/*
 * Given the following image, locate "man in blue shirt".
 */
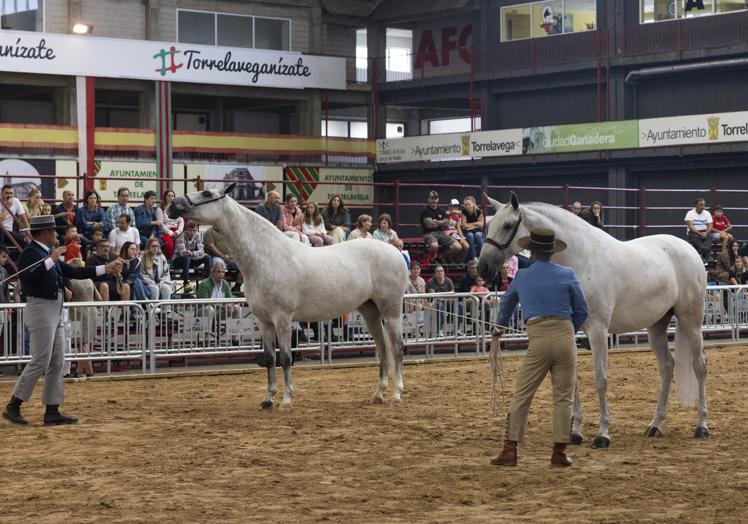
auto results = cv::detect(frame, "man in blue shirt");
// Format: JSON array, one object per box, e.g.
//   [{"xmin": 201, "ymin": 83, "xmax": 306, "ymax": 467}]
[{"xmin": 491, "ymin": 228, "xmax": 588, "ymax": 468}]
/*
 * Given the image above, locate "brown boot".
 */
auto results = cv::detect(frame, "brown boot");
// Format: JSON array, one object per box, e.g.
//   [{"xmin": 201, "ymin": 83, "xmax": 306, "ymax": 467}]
[
  {"xmin": 490, "ymin": 440, "xmax": 517, "ymax": 466},
  {"xmin": 551, "ymin": 443, "xmax": 572, "ymax": 467}
]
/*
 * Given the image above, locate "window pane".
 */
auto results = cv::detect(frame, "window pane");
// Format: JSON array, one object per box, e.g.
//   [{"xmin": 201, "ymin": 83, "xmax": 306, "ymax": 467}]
[
  {"xmin": 255, "ymin": 17, "xmax": 290, "ymax": 51},
  {"xmin": 501, "ymin": 4, "xmax": 531, "ymax": 42},
  {"xmin": 564, "ymin": 0, "xmax": 596, "ymax": 33},
  {"xmin": 684, "ymin": 0, "xmax": 713, "ymax": 17},
  {"xmin": 532, "ymin": 1, "xmax": 564, "ymax": 38},
  {"xmin": 429, "ymin": 118, "xmax": 472, "ymax": 135},
  {"xmin": 349, "ymin": 121, "xmax": 368, "ymax": 138},
  {"xmin": 1, "ymin": 0, "xmax": 42, "ymax": 31},
  {"xmin": 642, "ymin": 0, "xmax": 682, "ymax": 22},
  {"xmin": 322, "ymin": 120, "xmax": 349, "ymax": 137},
  {"xmin": 178, "ymin": 10, "xmax": 216, "ymax": 45},
  {"xmin": 217, "ymin": 14, "xmax": 253, "ymax": 48},
  {"xmin": 386, "ymin": 123, "xmax": 405, "ymax": 138},
  {"xmin": 715, "ymin": 0, "xmax": 746, "ymax": 13}
]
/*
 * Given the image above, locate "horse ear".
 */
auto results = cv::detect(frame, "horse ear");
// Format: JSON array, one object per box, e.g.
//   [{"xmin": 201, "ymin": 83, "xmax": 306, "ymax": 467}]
[
  {"xmin": 223, "ymin": 182, "xmax": 236, "ymax": 195},
  {"xmin": 510, "ymin": 192, "xmax": 520, "ymax": 210},
  {"xmin": 483, "ymin": 193, "xmax": 502, "ymax": 211}
]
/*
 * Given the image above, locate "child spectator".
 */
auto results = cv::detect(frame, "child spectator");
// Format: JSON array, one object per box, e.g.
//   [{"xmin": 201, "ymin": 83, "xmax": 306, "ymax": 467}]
[
  {"xmin": 86, "ymin": 225, "xmax": 104, "ymax": 258},
  {"xmin": 63, "ymin": 226, "xmax": 81, "ymax": 262},
  {"xmin": 301, "ymin": 201, "xmax": 333, "ymax": 246},
  {"xmin": 444, "ymin": 199, "xmax": 469, "ymax": 261},
  {"xmin": 711, "ymin": 205, "xmax": 733, "ymax": 243},
  {"xmin": 348, "ymin": 214, "xmax": 373, "ymax": 240},
  {"xmin": 373, "ymin": 213, "xmax": 398, "ymax": 243},
  {"xmin": 470, "ymin": 276, "xmax": 490, "ymax": 294}
]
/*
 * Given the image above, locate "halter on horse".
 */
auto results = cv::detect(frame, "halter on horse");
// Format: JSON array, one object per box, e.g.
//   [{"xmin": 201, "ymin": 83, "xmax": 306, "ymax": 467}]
[
  {"xmin": 170, "ymin": 184, "xmax": 409, "ymax": 409},
  {"xmin": 479, "ymin": 192, "xmax": 709, "ymax": 447}
]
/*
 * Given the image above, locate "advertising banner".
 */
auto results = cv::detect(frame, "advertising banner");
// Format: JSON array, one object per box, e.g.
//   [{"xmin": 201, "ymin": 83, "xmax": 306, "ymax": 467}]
[
  {"xmin": 0, "ymin": 158, "xmax": 62, "ymax": 203},
  {"xmin": 522, "ymin": 121, "xmax": 639, "ymax": 154},
  {"xmin": 285, "ymin": 166, "xmax": 374, "ymax": 205},
  {"xmin": 0, "ymin": 30, "xmax": 345, "ymax": 90},
  {"xmin": 92, "ymin": 161, "xmax": 161, "ymax": 204},
  {"xmin": 639, "ymin": 110, "xmax": 748, "ymax": 148},
  {"xmin": 185, "ymin": 164, "xmax": 281, "ymax": 203},
  {"xmin": 376, "ymin": 128, "xmax": 522, "ymax": 163}
]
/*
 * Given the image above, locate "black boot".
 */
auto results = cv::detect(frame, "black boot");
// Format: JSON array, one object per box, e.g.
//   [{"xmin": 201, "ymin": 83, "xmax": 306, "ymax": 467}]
[
  {"xmin": 3, "ymin": 396, "xmax": 28, "ymax": 425},
  {"xmin": 43, "ymin": 405, "xmax": 78, "ymax": 426}
]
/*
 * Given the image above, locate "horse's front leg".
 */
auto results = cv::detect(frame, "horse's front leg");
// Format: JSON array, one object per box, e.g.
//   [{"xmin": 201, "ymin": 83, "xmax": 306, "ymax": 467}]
[
  {"xmin": 571, "ymin": 377, "xmax": 584, "ymax": 444},
  {"xmin": 588, "ymin": 328, "xmax": 611, "ymax": 448},
  {"xmin": 275, "ymin": 319, "xmax": 295, "ymax": 409},
  {"xmin": 258, "ymin": 320, "xmax": 277, "ymax": 410}
]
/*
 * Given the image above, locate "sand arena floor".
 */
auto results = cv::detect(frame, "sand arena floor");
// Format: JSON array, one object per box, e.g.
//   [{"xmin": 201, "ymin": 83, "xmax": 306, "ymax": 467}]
[{"xmin": 1, "ymin": 345, "xmax": 747, "ymax": 523}]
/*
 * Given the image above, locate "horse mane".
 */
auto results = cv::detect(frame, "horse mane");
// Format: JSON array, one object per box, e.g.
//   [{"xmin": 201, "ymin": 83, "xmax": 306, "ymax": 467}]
[{"xmin": 523, "ymin": 201, "xmax": 600, "ymax": 234}]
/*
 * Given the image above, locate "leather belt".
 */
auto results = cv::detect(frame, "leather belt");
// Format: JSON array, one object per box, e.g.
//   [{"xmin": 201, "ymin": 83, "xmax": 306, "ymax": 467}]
[{"xmin": 527, "ymin": 315, "xmax": 568, "ymax": 326}]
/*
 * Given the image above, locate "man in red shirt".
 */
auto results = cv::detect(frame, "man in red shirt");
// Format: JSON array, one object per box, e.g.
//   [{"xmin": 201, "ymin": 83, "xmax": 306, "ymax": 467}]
[{"xmin": 711, "ymin": 205, "xmax": 733, "ymax": 243}]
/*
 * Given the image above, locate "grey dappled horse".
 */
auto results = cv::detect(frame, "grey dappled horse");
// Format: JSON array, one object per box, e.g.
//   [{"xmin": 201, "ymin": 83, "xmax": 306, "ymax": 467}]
[
  {"xmin": 170, "ymin": 184, "xmax": 409, "ymax": 409},
  {"xmin": 478, "ymin": 193, "xmax": 709, "ymax": 447}
]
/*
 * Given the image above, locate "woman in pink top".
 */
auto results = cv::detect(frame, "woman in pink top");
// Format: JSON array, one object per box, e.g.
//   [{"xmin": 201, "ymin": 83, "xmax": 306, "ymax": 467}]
[
  {"xmin": 280, "ymin": 194, "xmax": 310, "ymax": 246},
  {"xmin": 301, "ymin": 201, "xmax": 333, "ymax": 247}
]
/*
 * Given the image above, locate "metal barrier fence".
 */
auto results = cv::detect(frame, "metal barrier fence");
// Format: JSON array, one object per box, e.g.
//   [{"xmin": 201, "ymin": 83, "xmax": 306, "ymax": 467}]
[{"xmin": 1, "ymin": 286, "xmax": 747, "ymax": 374}]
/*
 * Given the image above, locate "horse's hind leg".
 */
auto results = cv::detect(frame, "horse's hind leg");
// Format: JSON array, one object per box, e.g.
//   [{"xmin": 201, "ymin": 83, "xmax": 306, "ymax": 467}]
[
  {"xmin": 645, "ymin": 311, "xmax": 675, "ymax": 437},
  {"xmin": 358, "ymin": 301, "xmax": 388, "ymax": 404},
  {"xmin": 382, "ymin": 308, "xmax": 405, "ymax": 406},
  {"xmin": 274, "ymin": 318, "xmax": 295, "ymax": 409},
  {"xmin": 258, "ymin": 320, "xmax": 278, "ymax": 410},
  {"xmin": 571, "ymin": 378, "xmax": 584, "ymax": 444}
]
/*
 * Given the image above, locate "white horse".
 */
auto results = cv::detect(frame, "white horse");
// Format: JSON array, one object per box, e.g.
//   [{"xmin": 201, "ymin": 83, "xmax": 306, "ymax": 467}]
[
  {"xmin": 478, "ymin": 193, "xmax": 709, "ymax": 447},
  {"xmin": 170, "ymin": 184, "xmax": 409, "ymax": 409}
]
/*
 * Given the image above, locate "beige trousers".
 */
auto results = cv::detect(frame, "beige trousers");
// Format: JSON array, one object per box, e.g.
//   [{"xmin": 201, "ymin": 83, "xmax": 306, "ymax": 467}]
[{"xmin": 505, "ymin": 317, "xmax": 576, "ymax": 444}]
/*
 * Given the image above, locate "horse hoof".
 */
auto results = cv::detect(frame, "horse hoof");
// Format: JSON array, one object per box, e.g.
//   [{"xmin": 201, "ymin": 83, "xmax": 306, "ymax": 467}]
[
  {"xmin": 260, "ymin": 400, "xmax": 274, "ymax": 410},
  {"xmin": 370, "ymin": 395, "xmax": 385, "ymax": 405},
  {"xmin": 280, "ymin": 401, "xmax": 292, "ymax": 410},
  {"xmin": 694, "ymin": 427, "xmax": 709, "ymax": 439},
  {"xmin": 390, "ymin": 398, "xmax": 402, "ymax": 408},
  {"xmin": 570, "ymin": 433, "xmax": 584, "ymax": 445},
  {"xmin": 644, "ymin": 426, "xmax": 662, "ymax": 438},
  {"xmin": 591, "ymin": 435, "xmax": 611, "ymax": 449}
]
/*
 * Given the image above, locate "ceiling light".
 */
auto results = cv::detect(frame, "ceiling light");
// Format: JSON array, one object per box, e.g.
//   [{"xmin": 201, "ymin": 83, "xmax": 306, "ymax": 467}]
[{"xmin": 72, "ymin": 23, "xmax": 92, "ymax": 34}]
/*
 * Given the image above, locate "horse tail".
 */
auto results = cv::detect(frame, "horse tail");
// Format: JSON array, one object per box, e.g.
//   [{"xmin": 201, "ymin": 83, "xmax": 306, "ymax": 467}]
[{"xmin": 673, "ymin": 317, "xmax": 700, "ymax": 408}]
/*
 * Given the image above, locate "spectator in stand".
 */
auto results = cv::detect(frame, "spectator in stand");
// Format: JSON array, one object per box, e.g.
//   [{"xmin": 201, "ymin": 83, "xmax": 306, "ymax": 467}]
[
  {"xmin": 494, "ymin": 262, "xmax": 514, "ymax": 292},
  {"xmin": 157, "ymin": 189, "xmax": 184, "ymax": 260},
  {"xmin": 108, "ymin": 214, "xmax": 140, "ymax": 254},
  {"xmin": 408, "ymin": 261, "xmax": 426, "ymax": 295},
  {"xmin": 102, "ymin": 187, "xmax": 135, "ymax": 235},
  {"xmin": 321, "ymin": 194, "xmax": 351, "ymax": 243},
  {"xmin": 0, "ymin": 184, "xmax": 31, "ymax": 247},
  {"xmin": 0, "ymin": 246, "xmax": 9, "ymax": 302},
  {"xmin": 471, "ymin": 276, "xmax": 490, "ymax": 294},
  {"xmin": 461, "ymin": 196, "xmax": 485, "ymax": 261},
  {"xmin": 279, "ymin": 193, "xmax": 310, "ymax": 245},
  {"xmin": 67, "ymin": 258, "xmax": 100, "ymax": 377},
  {"xmin": 569, "ymin": 201, "xmax": 582, "ymax": 215},
  {"xmin": 730, "ymin": 256, "xmax": 748, "ymax": 285},
  {"xmin": 78, "ymin": 190, "xmax": 105, "ymax": 240},
  {"xmin": 196, "ymin": 258, "xmax": 240, "ymax": 336},
  {"xmin": 52, "ymin": 190, "xmax": 85, "ymax": 241},
  {"xmin": 426, "ymin": 264, "xmax": 455, "ymax": 335},
  {"xmin": 506, "ymin": 254, "xmax": 519, "ymax": 279},
  {"xmin": 302, "ymin": 201, "xmax": 333, "ymax": 246},
  {"xmin": 373, "ymin": 213, "xmax": 398, "ymax": 243},
  {"xmin": 390, "ymin": 238, "xmax": 410, "ymax": 269},
  {"xmin": 86, "ymin": 240, "xmax": 129, "ymax": 302},
  {"xmin": 203, "ymin": 225, "xmax": 243, "ymax": 292},
  {"xmin": 133, "ymin": 190, "xmax": 160, "ymax": 248},
  {"xmin": 85, "ymin": 225, "xmax": 104, "ymax": 259},
  {"xmin": 23, "ymin": 186, "xmax": 44, "ymax": 219},
  {"xmin": 711, "ymin": 205, "xmax": 733, "ymax": 243},
  {"xmin": 62, "ymin": 226, "xmax": 81, "ymax": 262},
  {"xmin": 347, "ymin": 214, "xmax": 373, "ymax": 240},
  {"xmin": 420, "ymin": 191, "xmax": 462, "ymax": 262},
  {"xmin": 41, "ymin": 202, "xmax": 52, "ymax": 216},
  {"xmin": 255, "ymin": 190, "xmax": 283, "ymax": 229},
  {"xmin": 141, "ymin": 237, "xmax": 172, "ymax": 302},
  {"xmin": 443, "ymin": 199, "xmax": 469, "ymax": 262},
  {"xmin": 580, "ymin": 201, "xmax": 605, "ymax": 230},
  {"xmin": 685, "ymin": 197, "xmax": 715, "ymax": 262},
  {"xmin": 119, "ymin": 241, "xmax": 149, "ymax": 301},
  {"xmin": 173, "ymin": 222, "xmax": 211, "ymax": 294},
  {"xmin": 456, "ymin": 259, "xmax": 480, "ymax": 292}
]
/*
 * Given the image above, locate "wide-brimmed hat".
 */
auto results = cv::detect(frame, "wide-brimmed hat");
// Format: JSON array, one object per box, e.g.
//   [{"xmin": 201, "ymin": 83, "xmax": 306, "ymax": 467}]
[
  {"xmin": 21, "ymin": 215, "xmax": 57, "ymax": 233},
  {"xmin": 516, "ymin": 227, "xmax": 567, "ymax": 253}
]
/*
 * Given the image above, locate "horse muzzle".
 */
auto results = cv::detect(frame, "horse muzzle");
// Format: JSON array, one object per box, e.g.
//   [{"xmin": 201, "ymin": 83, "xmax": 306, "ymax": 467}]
[{"xmin": 168, "ymin": 198, "xmax": 190, "ymax": 219}]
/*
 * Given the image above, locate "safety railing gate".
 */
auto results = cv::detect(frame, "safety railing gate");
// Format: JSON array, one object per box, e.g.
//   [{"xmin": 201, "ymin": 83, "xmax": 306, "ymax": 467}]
[
  {"xmin": 1, "ymin": 287, "xmax": 746, "ymax": 375},
  {"xmin": 0, "ymin": 301, "xmax": 147, "ymax": 373}
]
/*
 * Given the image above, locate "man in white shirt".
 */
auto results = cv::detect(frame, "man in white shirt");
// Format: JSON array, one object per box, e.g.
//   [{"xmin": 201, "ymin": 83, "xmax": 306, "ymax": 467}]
[
  {"xmin": 0, "ymin": 184, "xmax": 31, "ymax": 247},
  {"xmin": 684, "ymin": 197, "xmax": 715, "ymax": 262},
  {"xmin": 108, "ymin": 214, "xmax": 140, "ymax": 254}
]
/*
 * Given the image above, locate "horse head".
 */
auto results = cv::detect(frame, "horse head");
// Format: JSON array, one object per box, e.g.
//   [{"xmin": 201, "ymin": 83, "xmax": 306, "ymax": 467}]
[
  {"xmin": 169, "ymin": 183, "xmax": 236, "ymax": 223},
  {"xmin": 477, "ymin": 191, "xmax": 523, "ymax": 283}
]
